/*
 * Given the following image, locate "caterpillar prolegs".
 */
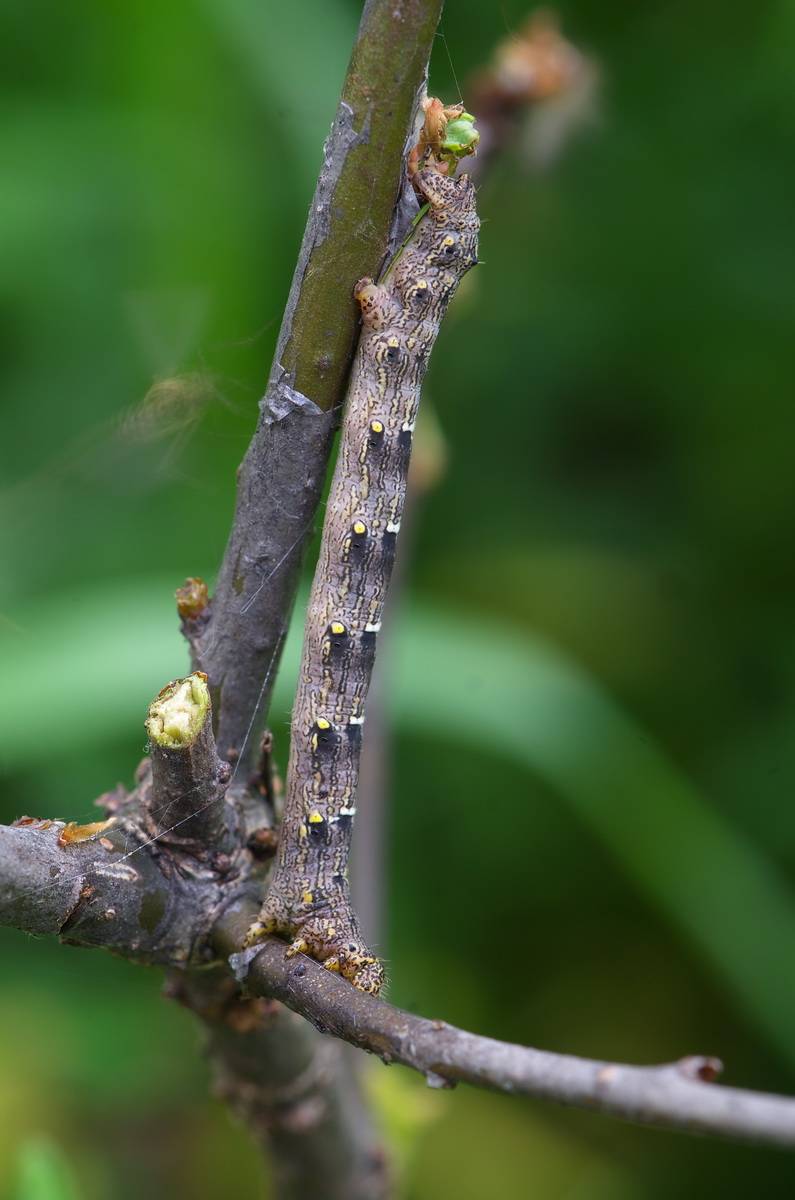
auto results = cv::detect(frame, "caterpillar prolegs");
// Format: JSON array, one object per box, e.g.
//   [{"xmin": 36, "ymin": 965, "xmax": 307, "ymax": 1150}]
[{"xmin": 245, "ymin": 166, "xmax": 479, "ymax": 992}]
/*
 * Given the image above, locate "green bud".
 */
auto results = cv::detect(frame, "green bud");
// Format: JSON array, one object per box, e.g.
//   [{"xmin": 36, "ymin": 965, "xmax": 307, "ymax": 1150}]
[
  {"xmin": 146, "ymin": 673, "xmax": 210, "ymax": 748},
  {"xmin": 441, "ymin": 112, "xmax": 480, "ymax": 158}
]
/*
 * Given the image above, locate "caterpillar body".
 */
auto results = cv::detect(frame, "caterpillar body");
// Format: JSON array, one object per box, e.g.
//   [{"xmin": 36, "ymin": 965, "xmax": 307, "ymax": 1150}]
[{"xmin": 246, "ymin": 167, "xmax": 480, "ymax": 992}]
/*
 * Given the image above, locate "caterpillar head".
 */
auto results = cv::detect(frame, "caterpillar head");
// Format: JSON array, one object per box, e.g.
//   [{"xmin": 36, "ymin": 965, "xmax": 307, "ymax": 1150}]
[
  {"xmin": 415, "ymin": 170, "xmax": 479, "ymax": 274},
  {"xmin": 415, "ymin": 169, "xmax": 477, "ymax": 226}
]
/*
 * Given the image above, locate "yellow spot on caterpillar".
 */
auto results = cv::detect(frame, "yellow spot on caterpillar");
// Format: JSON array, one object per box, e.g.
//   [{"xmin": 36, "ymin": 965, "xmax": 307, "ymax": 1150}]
[
  {"xmin": 316, "ymin": 717, "xmax": 330, "ymax": 730},
  {"xmin": 299, "ymin": 823, "xmax": 308, "ymax": 839},
  {"xmin": 443, "ymin": 235, "xmax": 455, "ymax": 247},
  {"xmin": 324, "ymin": 957, "xmax": 341, "ymax": 972},
  {"xmin": 311, "ymin": 735, "xmax": 318, "ymax": 751},
  {"xmin": 387, "ymin": 335, "xmax": 399, "ymax": 348},
  {"xmin": 326, "ymin": 925, "xmax": 337, "ymax": 938},
  {"xmin": 302, "ymin": 890, "xmax": 314, "ymax": 905},
  {"xmin": 330, "ymin": 621, "xmax": 346, "ymax": 635},
  {"xmin": 370, "ymin": 420, "xmax": 384, "ymax": 434},
  {"xmin": 308, "ymin": 811, "xmax": 324, "ymax": 824},
  {"xmin": 415, "ymin": 278, "xmax": 428, "ymax": 289},
  {"xmin": 352, "ymin": 520, "xmax": 366, "ymax": 535}
]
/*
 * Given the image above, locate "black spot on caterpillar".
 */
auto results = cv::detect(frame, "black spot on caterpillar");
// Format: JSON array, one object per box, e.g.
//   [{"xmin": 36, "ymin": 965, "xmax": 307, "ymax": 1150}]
[
  {"xmin": 345, "ymin": 721, "xmax": 364, "ymax": 751},
  {"xmin": 245, "ymin": 166, "xmax": 479, "ymax": 993},
  {"xmin": 367, "ymin": 420, "xmax": 386, "ymax": 448},
  {"xmin": 308, "ymin": 819, "xmax": 328, "ymax": 842}
]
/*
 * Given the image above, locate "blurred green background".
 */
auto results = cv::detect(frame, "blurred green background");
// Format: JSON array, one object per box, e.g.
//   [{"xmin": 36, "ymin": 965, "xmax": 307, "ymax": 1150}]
[{"xmin": 2, "ymin": 0, "xmax": 795, "ymax": 1195}]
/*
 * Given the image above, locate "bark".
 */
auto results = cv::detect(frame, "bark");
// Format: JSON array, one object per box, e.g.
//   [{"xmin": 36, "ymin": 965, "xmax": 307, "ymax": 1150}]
[
  {"xmin": 195, "ymin": 0, "xmax": 446, "ymax": 776},
  {"xmin": 0, "ymin": 818, "xmax": 221, "ymax": 967},
  {"xmin": 3, "ymin": 816, "xmax": 795, "ymax": 1153},
  {"xmin": 162, "ymin": 3, "xmax": 446, "ymax": 1192},
  {"xmin": 169, "ymin": 969, "xmax": 389, "ymax": 1200},
  {"xmin": 145, "ymin": 672, "xmax": 236, "ymax": 851},
  {"xmin": 214, "ymin": 905, "xmax": 795, "ymax": 1151}
]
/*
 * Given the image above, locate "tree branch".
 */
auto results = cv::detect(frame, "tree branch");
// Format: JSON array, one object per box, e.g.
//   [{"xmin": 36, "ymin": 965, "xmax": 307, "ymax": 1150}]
[
  {"xmin": 160, "ymin": 3, "xmax": 446, "ymax": 1190},
  {"xmin": 0, "ymin": 817, "xmax": 220, "ymax": 966},
  {"xmin": 196, "ymin": 0, "xmax": 445, "ymax": 774},
  {"xmin": 214, "ymin": 904, "xmax": 795, "ymax": 1151},
  {"xmin": 5, "ymin": 813, "xmax": 795, "ymax": 1152},
  {"xmin": 0, "ymin": 811, "xmax": 389, "ymax": 1194},
  {"xmin": 168, "ymin": 969, "xmax": 388, "ymax": 1200}
]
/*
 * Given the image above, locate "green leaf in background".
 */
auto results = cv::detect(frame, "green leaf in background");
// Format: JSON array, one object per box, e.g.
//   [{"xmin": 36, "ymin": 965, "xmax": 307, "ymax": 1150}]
[
  {"xmin": 2, "ymin": 575, "xmax": 794, "ymax": 1069},
  {"xmin": 11, "ymin": 1138, "xmax": 81, "ymax": 1200},
  {"xmin": 199, "ymin": 0, "xmax": 357, "ymax": 191},
  {"xmin": 0, "ymin": 580, "xmax": 191, "ymax": 759},
  {"xmin": 392, "ymin": 606, "xmax": 795, "ymax": 1069}
]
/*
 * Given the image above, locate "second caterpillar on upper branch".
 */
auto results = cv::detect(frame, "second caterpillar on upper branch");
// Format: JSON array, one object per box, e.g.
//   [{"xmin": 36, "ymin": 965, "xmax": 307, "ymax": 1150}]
[{"xmin": 245, "ymin": 100, "xmax": 481, "ymax": 992}]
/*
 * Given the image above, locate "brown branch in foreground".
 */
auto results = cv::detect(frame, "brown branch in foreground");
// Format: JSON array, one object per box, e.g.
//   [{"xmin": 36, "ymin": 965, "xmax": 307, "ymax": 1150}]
[
  {"xmin": 1, "ymin": 780, "xmax": 388, "ymax": 1198},
  {"xmin": 214, "ymin": 904, "xmax": 795, "ymax": 1151},
  {"xmin": 196, "ymin": 0, "xmax": 445, "ymax": 774},
  {"xmin": 163, "ymin": 2, "xmax": 445, "ymax": 1191},
  {"xmin": 0, "ymin": 817, "xmax": 219, "ymax": 966},
  {"xmin": 5, "ymin": 815, "xmax": 795, "ymax": 1152}
]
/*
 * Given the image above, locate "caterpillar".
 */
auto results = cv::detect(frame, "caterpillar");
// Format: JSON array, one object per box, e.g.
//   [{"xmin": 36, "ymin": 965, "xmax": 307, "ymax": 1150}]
[{"xmin": 245, "ymin": 165, "xmax": 480, "ymax": 992}]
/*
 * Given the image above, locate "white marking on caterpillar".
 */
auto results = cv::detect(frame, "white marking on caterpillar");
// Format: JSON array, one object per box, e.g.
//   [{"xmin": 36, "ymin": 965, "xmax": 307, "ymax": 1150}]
[
  {"xmin": 365, "ymin": 621, "xmax": 381, "ymax": 633},
  {"xmin": 386, "ymin": 521, "xmax": 401, "ymax": 533}
]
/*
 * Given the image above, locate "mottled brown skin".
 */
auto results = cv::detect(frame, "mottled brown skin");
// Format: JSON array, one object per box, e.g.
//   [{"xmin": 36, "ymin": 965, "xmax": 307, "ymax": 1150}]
[{"xmin": 245, "ymin": 169, "xmax": 479, "ymax": 992}]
